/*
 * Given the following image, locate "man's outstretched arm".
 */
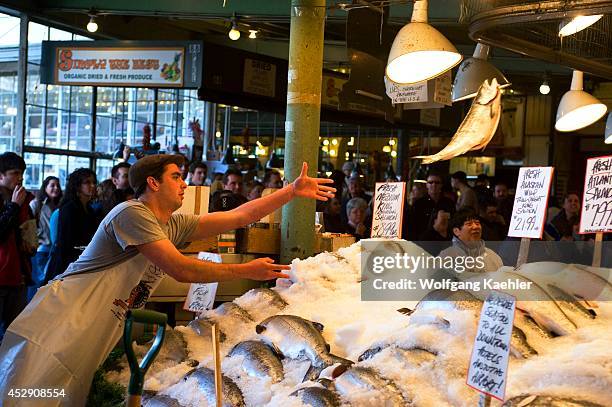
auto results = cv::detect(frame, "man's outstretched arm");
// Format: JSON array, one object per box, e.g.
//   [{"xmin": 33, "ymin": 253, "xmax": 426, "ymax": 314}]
[
  {"xmin": 137, "ymin": 238, "xmax": 290, "ymax": 283},
  {"xmin": 188, "ymin": 162, "xmax": 335, "ymax": 240}
]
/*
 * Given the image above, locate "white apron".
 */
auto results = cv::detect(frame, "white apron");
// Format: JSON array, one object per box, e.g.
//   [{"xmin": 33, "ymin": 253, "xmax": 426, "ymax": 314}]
[{"xmin": 0, "ymin": 254, "xmax": 164, "ymax": 406}]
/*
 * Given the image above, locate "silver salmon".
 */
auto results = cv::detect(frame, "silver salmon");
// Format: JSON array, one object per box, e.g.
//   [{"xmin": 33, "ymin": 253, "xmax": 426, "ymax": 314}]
[
  {"xmin": 415, "ymin": 78, "xmax": 501, "ymax": 164},
  {"xmin": 228, "ymin": 340, "xmax": 284, "ymax": 383}
]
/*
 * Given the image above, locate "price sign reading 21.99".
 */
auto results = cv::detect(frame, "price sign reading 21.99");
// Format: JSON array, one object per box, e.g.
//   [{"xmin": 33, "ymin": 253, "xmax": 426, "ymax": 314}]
[{"xmin": 508, "ymin": 167, "xmax": 554, "ymax": 239}]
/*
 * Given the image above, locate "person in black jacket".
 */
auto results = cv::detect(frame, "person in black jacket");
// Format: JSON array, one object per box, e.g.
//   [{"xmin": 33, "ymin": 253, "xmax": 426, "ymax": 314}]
[{"xmin": 45, "ymin": 168, "xmax": 100, "ymax": 282}]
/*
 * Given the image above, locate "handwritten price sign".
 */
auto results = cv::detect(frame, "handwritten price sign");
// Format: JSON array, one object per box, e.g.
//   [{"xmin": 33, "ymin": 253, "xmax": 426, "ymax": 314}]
[
  {"xmin": 467, "ymin": 291, "xmax": 516, "ymax": 401},
  {"xmin": 371, "ymin": 182, "xmax": 406, "ymax": 239},
  {"xmin": 580, "ymin": 156, "xmax": 612, "ymax": 234},
  {"xmin": 184, "ymin": 252, "xmax": 221, "ymax": 313},
  {"xmin": 508, "ymin": 167, "xmax": 554, "ymax": 239}
]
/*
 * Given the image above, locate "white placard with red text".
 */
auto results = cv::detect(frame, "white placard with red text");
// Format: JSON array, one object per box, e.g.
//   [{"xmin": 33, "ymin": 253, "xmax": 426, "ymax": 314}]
[
  {"xmin": 579, "ymin": 155, "xmax": 612, "ymax": 234},
  {"xmin": 371, "ymin": 182, "xmax": 405, "ymax": 238},
  {"xmin": 508, "ymin": 167, "xmax": 554, "ymax": 239}
]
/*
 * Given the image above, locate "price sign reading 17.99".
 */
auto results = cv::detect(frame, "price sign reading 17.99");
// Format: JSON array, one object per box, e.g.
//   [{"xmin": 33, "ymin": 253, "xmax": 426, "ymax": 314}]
[{"xmin": 508, "ymin": 167, "xmax": 554, "ymax": 239}]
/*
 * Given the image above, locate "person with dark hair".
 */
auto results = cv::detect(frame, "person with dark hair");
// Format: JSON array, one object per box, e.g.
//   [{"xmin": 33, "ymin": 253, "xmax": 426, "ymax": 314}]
[
  {"xmin": 341, "ymin": 175, "xmax": 371, "ymax": 224},
  {"xmin": 494, "ymin": 181, "xmax": 514, "ymax": 225},
  {"xmin": 0, "ymin": 156, "xmax": 335, "ymax": 403},
  {"xmin": 45, "ymin": 168, "xmax": 100, "ymax": 282},
  {"xmin": 111, "ymin": 162, "xmax": 131, "ymax": 190},
  {"xmin": 27, "ymin": 176, "xmax": 62, "ymax": 301},
  {"xmin": 323, "ymin": 197, "xmax": 345, "ymax": 233},
  {"xmin": 188, "ymin": 161, "xmax": 208, "ymax": 186},
  {"xmin": 545, "ymin": 192, "xmax": 581, "ymax": 241},
  {"xmin": 405, "ymin": 172, "xmax": 455, "ymax": 241},
  {"xmin": 451, "ymin": 171, "xmax": 479, "ymax": 212},
  {"xmin": 0, "ymin": 152, "xmax": 36, "ymax": 341},
  {"xmin": 439, "ymin": 208, "xmax": 503, "ymax": 273},
  {"xmin": 263, "ymin": 170, "xmax": 282, "ymax": 189},
  {"xmin": 246, "ymin": 181, "xmax": 265, "ymax": 201},
  {"xmin": 479, "ymin": 197, "xmax": 507, "ymax": 241},
  {"xmin": 223, "ymin": 167, "xmax": 243, "ymax": 195}
]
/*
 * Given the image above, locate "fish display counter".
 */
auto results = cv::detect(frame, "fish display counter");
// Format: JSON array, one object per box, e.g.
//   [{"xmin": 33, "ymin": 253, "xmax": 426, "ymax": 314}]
[{"xmin": 105, "ymin": 240, "xmax": 612, "ymax": 406}]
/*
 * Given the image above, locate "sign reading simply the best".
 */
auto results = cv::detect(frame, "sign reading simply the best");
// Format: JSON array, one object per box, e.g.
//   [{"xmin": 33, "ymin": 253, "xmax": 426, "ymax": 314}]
[
  {"xmin": 467, "ymin": 291, "xmax": 515, "ymax": 401},
  {"xmin": 508, "ymin": 167, "xmax": 554, "ymax": 239},
  {"xmin": 41, "ymin": 41, "xmax": 203, "ymax": 88},
  {"xmin": 371, "ymin": 182, "xmax": 405, "ymax": 238},
  {"xmin": 580, "ymin": 155, "xmax": 612, "ymax": 234}
]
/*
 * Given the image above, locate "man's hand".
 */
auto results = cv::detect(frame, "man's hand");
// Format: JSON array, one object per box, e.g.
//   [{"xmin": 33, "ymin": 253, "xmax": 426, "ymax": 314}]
[
  {"xmin": 11, "ymin": 186, "xmax": 26, "ymax": 206},
  {"xmin": 292, "ymin": 162, "xmax": 336, "ymax": 201},
  {"xmin": 239, "ymin": 257, "xmax": 290, "ymax": 280}
]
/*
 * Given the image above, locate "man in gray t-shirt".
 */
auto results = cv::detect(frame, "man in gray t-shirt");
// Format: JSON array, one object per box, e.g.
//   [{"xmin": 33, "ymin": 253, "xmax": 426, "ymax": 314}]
[{"xmin": 0, "ymin": 154, "xmax": 336, "ymax": 407}]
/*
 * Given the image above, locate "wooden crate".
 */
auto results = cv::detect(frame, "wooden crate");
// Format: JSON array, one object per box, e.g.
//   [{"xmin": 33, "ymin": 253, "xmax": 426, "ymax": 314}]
[
  {"xmin": 238, "ymin": 226, "xmax": 281, "ymax": 255},
  {"xmin": 180, "ymin": 235, "xmax": 218, "ymax": 254},
  {"xmin": 315, "ymin": 233, "xmax": 356, "ymax": 253}
]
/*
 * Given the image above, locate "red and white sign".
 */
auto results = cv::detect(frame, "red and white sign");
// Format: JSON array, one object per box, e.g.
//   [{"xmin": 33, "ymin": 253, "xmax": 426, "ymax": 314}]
[
  {"xmin": 371, "ymin": 182, "xmax": 405, "ymax": 238},
  {"xmin": 55, "ymin": 47, "xmax": 185, "ymax": 87},
  {"xmin": 508, "ymin": 166, "xmax": 554, "ymax": 239},
  {"xmin": 580, "ymin": 155, "xmax": 612, "ymax": 234}
]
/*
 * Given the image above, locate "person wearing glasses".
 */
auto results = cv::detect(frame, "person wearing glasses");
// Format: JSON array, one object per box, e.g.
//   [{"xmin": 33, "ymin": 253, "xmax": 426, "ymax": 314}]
[
  {"xmin": 438, "ymin": 208, "xmax": 503, "ymax": 273},
  {"xmin": 405, "ymin": 171, "xmax": 455, "ymax": 241}
]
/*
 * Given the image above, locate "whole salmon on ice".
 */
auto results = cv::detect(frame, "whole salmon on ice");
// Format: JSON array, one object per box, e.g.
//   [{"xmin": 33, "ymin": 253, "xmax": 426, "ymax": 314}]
[{"xmin": 415, "ymin": 78, "xmax": 502, "ymax": 164}]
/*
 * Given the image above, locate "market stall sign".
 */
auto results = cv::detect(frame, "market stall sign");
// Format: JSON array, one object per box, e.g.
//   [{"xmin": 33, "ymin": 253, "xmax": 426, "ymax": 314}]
[
  {"xmin": 184, "ymin": 252, "xmax": 221, "ymax": 313},
  {"xmin": 371, "ymin": 182, "xmax": 406, "ymax": 238},
  {"xmin": 580, "ymin": 155, "xmax": 612, "ymax": 234},
  {"xmin": 41, "ymin": 41, "xmax": 203, "ymax": 88},
  {"xmin": 467, "ymin": 291, "xmax": 515, "ymax": 401},
  {"xmin": 385, "ymin": 71, "xmax": 452, "ymax": 109},
  {"xmin": 508, "ymin": 166, "xmax": 554, "ymax": 239},
  {"xmin": 243, "ymin": 58, "xmax": 276, "ymax": 98}
]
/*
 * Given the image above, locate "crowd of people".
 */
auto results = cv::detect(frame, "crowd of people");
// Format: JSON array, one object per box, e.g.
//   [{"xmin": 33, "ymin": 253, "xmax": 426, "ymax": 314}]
[{"xmin": 0, "ymin": 151, "xmax": 601, "ymax": 342}]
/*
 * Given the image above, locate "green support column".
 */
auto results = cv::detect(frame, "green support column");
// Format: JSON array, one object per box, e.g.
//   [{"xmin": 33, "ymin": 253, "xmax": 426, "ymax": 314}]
[{"xmin": 281, "ymin": 0, "xmax": 326, "ymax": 263}]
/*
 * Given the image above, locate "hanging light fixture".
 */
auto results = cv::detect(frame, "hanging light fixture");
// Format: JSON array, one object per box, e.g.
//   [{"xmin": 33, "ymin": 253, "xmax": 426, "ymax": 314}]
[
  {"xmin": 248, "ymin": 30, "xmax": 257, "ymax": 39},
  {"xmin": 452, "ymin": 43, "xmax": 511, "ymax": 102},
  {"xmin": 228, "ymin": 17, "xmax": 240, "ymax": 41},
  {"xmin": 539, "ymin": 80, "xmax": 551, "ymax": 95},
  {"xmin": 86, "ymin": 14, "xmax": 98, "ymax": 33},
  {"xmin": 559, "ymin": 14, "xmax": 603, "ymax": 37},
  {"xmin": 605, "ymin": 112, "xmax": 612, "ymax": 144},
  {"xmin": 555, "ymin": 70, "xmax": 607, "ymax": 132},
  {"xmin": 386, "ymin": 0, "xmax": 462, "ymax": 85}
]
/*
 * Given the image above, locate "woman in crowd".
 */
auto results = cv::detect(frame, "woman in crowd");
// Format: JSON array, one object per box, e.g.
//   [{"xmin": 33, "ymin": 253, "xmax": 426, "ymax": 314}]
[
  {"xmin": 45, "ymin": 168, "xmax": 100, "ymax": 282},
  {"xmin": 323, "ymin": 196, "xmax": 345, "ymax": 233},
  {"xmin": 27, "ymin": 176, "xmax": 62, "ymax": 301},
  {"xmin": 344, "ymin": 197, "xmax": 370, "ymax": 240},
  {"xmin": 246, "ymin": 181, "xmax": 265, "ymax": 201}
]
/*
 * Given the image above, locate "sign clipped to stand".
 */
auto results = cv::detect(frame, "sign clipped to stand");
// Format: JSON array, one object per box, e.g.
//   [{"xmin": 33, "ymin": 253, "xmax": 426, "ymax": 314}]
[
  {"xmin": 508, "ymin": 167, "xmax": 554, "ymax": 239},
  {"xmin": 579, "ymin": 155, "xmax": 611, "ymax": 267},
  {"xmin": 371, "ymin": 182, "xmax": 405, "ymax": 238},
  {"xmin": 467, "ymin": 291, "xmax": 516, "ymax": 403},
  {"xmin": 184, "ymin": 252, "xmax": 221, "ymax": 313},
  {"xmin": 579, "ymin": 155, "xmax": 612, "ymax": 234}
]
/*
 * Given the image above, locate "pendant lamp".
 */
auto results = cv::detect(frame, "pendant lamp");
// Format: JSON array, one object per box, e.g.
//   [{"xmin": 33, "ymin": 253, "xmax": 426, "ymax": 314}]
[
  {"xmin": 555, "ymin": 70, "xmax": 607, "ymax": 132},
  {"xmin": 452, "ymin": 43, "xmax": 511, "ymax": 102},
  {"xmin": 386, "ymin": 0, "xmax": 462, "ymax": 85}
]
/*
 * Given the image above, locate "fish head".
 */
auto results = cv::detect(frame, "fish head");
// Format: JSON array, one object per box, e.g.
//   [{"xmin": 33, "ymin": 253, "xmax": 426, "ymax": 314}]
[{"xmin": 474, "ymin": 78, "xmax": 500, "ymax": 105}]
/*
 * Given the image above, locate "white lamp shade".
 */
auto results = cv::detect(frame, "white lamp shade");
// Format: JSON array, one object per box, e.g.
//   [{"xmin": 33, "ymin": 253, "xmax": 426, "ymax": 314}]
[
  {"xmin": 386, "ymin": 22, "xmax": 461, "ymax": 84},
  {"xmin": 559, "ymin": 15, "xmax": 603, "ymax": 37},
  {"xmin": 452, "ymin": 45, "xmax": 511, "ymax": 102},
  {"xmin": 555, "ymin": 70, "xmax": 607, "ymax": 132},
  {"xmin": 605, "ymin": 112, "xmax": 612, "ymax": 144}
]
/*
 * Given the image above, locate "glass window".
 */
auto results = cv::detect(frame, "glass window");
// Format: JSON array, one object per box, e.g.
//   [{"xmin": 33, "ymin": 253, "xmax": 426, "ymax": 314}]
[
  {"xmin": 95, "ymin": 158, "xmax": 114, "ymax": 182},
  {"xmin": 0, "ymin": 13, "xmax": 20, "ymax": 153},
  {"xmin": 43, "ymin": 154, "xmax": 69, "ymax": 187},
  {"xmin": 67, "ymin": 156, "xmax": 90, "ymax": 175},
  {"xmin": 27, "ymin": 22, "xmax": 48, "ymax": 64},
  {"xmin": 23, "ymin": 152, "xmax": 44, "ymax": 190}
]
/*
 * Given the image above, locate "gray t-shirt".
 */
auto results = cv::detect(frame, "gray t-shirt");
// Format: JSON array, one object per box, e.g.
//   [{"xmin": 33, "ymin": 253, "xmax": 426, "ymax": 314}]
[{"xmin": 61, "ymin": 200, "xmax": 199, "ymax": 277}]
